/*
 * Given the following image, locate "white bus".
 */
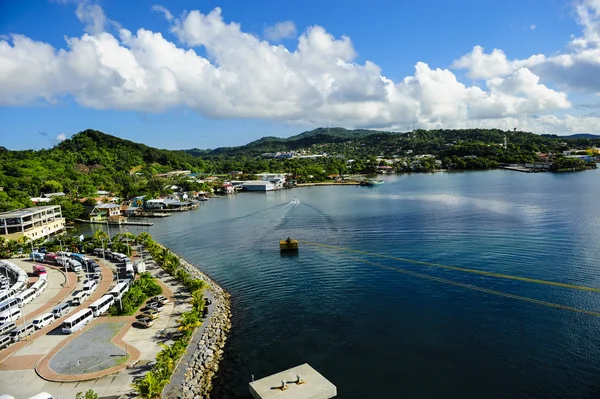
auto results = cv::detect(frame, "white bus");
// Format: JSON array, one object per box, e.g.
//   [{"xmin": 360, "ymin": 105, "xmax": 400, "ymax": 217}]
[
  {"xmin": 89, "ymin": 295, "xmax": 114, "ymax": 317},
  {"xmin": 0, "ymin": 289, "xmax": 15, "ymax": 303},
  {"xmin": 82, "ymin": 279, "xmax": 97, "ymax": 295},
  {"xmin": 61, "ymin": 308, "xmax": 93, "ymax": 334},
  {"xmin": 16, "ymin": 289, "xmax": 37, "ymax": 307},
  {"xmin": 0, "ymin": 297, "xmax": 19, "ymax": 314},
  {"xmin": 109, "ymin": 279, "xmax": 131, "ymax": 301}
]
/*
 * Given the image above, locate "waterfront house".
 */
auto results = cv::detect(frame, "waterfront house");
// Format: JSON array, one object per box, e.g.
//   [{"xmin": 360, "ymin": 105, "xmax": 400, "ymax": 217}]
[
  {"xmin": 221, "ymin": 183, "xmax": 235, "ymax": 194},
  {"xmin": 377, "ymin": 165, "xmax": 394, "ymax": 174},
  {"xmin": 87, "ymin": 203, "xmax": 123, "ymax": 221},
  {"xmin": 145, "ymin": 199, "xmax": 166, "ymax": 210},
  {"xmin": 0, "ymin": 205, "xmax": 66, "ymax": 240},
  {"xmin": 129, "ymin": 196, "xmax": 146, "ymax": 208}
]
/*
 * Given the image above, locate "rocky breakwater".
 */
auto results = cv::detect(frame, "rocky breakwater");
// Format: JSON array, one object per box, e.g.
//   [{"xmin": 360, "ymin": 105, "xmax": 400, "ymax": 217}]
[{"xmin": 158, "ymin": 244, "xmax": 232, "ymax": 399}]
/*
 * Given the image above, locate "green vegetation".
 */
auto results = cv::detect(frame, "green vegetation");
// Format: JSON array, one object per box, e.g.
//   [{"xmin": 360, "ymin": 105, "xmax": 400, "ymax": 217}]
[
  {"xmin": 0, "ymin": 128, "xmax": 598, "ymax": 215},
  {"xmin": 108, "ymin": 272, "xmax": 162, "ymax": 316},
  {"xmin": 132, "ymin": 232, "xmax": 207, "ymax": 399},
  {"xmin": 76, "ymin": 390, "xmax": 99, "ymax": 399}
]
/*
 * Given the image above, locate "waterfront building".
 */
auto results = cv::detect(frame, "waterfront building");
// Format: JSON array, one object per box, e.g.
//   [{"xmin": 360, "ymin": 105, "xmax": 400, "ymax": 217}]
[
  {"xmin": 0, "ymin": 205, "xmax": 65, "ymax": 240},
  {"xmin": 242, "ymin": 181, "xmax": 276, "ymax": 191},
  {"xmin": 87, "ymin": 203, "xmax": 122, "ymax": 221}
]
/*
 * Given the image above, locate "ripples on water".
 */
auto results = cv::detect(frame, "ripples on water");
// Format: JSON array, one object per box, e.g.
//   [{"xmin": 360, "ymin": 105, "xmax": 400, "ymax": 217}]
[{"xmin": 81, "ymin": 170, "xmax": 600, "ymax": 398}]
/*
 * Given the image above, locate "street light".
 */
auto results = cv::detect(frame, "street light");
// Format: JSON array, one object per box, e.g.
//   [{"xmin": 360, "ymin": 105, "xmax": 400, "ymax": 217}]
[{"xmin": 58, "ymin": 238, "xmax": 69, "ymax": 287}]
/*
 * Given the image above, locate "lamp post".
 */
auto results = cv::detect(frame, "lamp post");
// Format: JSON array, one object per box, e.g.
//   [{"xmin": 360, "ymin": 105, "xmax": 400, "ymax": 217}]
[{"xmin": 58, "ymin": 238, "xmax": 69, "ymax": 287}]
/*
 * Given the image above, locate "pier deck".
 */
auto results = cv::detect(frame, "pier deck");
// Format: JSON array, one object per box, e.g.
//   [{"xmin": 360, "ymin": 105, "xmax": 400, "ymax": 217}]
[{"xmin": 249, "ymin": 363, "xmax": 336, "ymax": 399}]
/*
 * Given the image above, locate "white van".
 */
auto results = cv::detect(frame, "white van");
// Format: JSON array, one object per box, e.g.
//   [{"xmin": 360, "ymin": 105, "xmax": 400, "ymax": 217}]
[
  {"xmin": 0, "ymin": 334, "xmax": 12, "ymax": 350},
  {"xmin": 68, "ymin": 259, "xmax": 82, "ymax": 272},
  {"xmin": 16, "ymin": 289, "xmax": 37, "ymax": 307},
  {"xmin": 51, "ymin": 303, "xmax": 70, "ymax": 318},
  {"xmin": 71, "ymin": 291, "xmax": 88, "ymax": 306},
  {"xmin": 0, "ymin": 308, "xmax": 22, "ymax": 324},
  {"xmin": 0, "ymin": 321, "xmax": 16, "ymax": 336},
  {"xmin": 82, "ymin": 279, "xmax": 97, "ymax": 295},
  {"xmin": 9, "ymin": 323, "xmax": 35, "ymax": 342},
  {"xmin": 32, "ymin": 312, "xmax": 55, "ymax": 330}
]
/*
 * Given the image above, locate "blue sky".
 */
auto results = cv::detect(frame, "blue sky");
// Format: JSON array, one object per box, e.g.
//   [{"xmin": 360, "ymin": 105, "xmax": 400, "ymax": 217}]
[{"xmin": 0, "ymin": 0, "xmax": 598, "ymax": 150}]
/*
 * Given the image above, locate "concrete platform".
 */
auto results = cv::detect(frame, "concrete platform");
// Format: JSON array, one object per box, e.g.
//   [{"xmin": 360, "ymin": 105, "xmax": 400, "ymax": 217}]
[{"xmin": 249, "ymin": 363, "xmax": 337, "ymax": 399}]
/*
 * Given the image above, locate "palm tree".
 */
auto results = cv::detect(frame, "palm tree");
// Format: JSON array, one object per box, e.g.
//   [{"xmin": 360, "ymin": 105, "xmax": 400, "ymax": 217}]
[
  {"xmin": 132, "ymin": 371, "xmax": 167, "ymax": 399},
  {"xmin": 190, "ymin": 289, "xmax": 205, "ymax": 313},
  {"xmin": 178, "ymin": 311, "xmax": 201, "ymax": 335},
  {"xmin": 93, "ymin": 230, "xmax": 108, "ymax": 241}
]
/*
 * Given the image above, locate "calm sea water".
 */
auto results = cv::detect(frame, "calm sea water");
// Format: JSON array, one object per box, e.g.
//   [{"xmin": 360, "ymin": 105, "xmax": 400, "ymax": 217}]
[{"xmin": 81, "ymin": 169, "xmax": 600, "ymax": 398}]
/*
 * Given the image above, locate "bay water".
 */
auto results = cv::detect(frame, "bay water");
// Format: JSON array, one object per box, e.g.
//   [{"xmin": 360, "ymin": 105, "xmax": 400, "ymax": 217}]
[{"xmin": 80, "ymin": 169, "xmax": 600, "ymax": 398}]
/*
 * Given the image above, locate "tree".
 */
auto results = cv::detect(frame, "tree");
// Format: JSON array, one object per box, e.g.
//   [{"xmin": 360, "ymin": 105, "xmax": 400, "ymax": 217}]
[
  {"xmin": 132, "ymin": 371, "xmax": 168, "ymax": 399},
  {"xmin": 41, "ymin": 180, "xmax": 63, "ymax": 193},
  {"xmin": 76, "ymin": 390, "xmax": 99, "ymax": 399},
  {"xmin": 177, "ymin": 311, "xmax": 201, "ymax": 336}
]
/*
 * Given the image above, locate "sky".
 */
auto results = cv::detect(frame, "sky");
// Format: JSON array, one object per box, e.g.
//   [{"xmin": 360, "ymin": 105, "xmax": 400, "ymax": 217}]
[{"xmin": 1, "ymin": 0, "xmax": 600, "ymax": 150}]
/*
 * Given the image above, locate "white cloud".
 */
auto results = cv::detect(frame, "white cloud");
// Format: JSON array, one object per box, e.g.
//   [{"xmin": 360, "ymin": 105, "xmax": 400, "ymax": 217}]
[
  {"xmin": 453, "ymin": 0, "xmax": 600, "ymax": 97},
  {"xmin": 151, "ymin": 4, "xmax": 173, "ymax": 22},
  {"xmin": 530, "ymin": 24, "xmax": 536, "ymax": 30},
  {"xmin": 56, "ymin": 133, "xmax": 67, "ymax": 141},
  {"xmin": 264, "ymin": 21, "xmax": 297, "ymax": 42},
  {"xmin": 0, "ymin": 1, "xmax": 599, "ymax": 134},
  {"xmin": 75, "ymin": 1, "xmax": 107, "ymax": 35}
]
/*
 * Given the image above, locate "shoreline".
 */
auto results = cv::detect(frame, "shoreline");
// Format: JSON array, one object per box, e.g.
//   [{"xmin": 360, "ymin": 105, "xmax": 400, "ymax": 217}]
[{"xmin": 155, "ymin": 243, "xmax": 232, "ymax": 399}]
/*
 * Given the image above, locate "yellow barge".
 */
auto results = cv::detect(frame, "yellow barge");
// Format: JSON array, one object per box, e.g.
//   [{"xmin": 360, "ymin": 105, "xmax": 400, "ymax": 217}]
[{"xmin": 280, "ymin": 238, "xmax": 299, "ymax": 252}]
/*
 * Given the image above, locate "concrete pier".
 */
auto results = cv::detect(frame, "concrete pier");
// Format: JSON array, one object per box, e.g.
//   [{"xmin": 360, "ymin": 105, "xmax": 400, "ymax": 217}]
[{"xmin": 249, "ymin": 363, "xmax": 337, "ymax": 399}]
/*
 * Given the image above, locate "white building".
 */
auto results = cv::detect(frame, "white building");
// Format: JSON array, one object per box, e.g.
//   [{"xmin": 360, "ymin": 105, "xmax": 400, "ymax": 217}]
[
  {"xmin": 242, "ymin": 181, "xmax": 276, "ymax": 191},
  {"xmin": 0, "ymin": 205, "xmax": 66, "ymax": 240}
]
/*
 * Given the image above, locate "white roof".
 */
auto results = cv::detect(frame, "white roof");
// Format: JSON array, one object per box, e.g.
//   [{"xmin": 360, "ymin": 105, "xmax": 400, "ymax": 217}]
[
  {"xmin": 95, "ymin": 203, "xmax": 120, "ymax": 209},
  {"xmin": 0, "ymin": 205, "xmax": 61, "ymax": 219},
  {"xmin": 243, "ymin": 181, "xmax": 275, "ymax": 186}
]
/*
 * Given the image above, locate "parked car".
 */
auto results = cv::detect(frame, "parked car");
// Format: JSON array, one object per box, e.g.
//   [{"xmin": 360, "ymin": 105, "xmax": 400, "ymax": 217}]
[
  {"xmin": 150, "ymin": 295, "xmax": 169, "ymax": 305},
  {"xmin": 140, "ymin": 309, "xmax": 159, "ymax": 320},
  {"xmin": 133, "ymin": 317, "xmax": 154, "ymax": 328},
  {"xmin": 146, "ymin": 302, "xmax": 164, "ymax": 312}
]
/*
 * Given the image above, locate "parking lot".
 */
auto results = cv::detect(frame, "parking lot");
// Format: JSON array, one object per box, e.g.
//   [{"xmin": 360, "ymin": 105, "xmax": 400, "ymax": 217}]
[{"xmin": 0, "ymin": 250, "xmax": 192, "ymax": 398}]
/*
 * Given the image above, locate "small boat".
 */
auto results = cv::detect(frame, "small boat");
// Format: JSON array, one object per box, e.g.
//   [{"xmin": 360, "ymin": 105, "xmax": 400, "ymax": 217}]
[
  {"xmin": 360, "ymin": 179, "xmax": 385, "ymax": 186},
  {"xmin": 280, "ymin": 237, "xmax": 299, "ymax": 252}
]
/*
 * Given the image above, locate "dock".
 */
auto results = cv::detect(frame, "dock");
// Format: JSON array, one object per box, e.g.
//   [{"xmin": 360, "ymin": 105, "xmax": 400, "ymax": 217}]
[
  {"xmin": 74, "ymin": 219, "xmax": 154, "ymax": 226},
  {"xmin": 131, "ymin": 212, "xmax": 171, "ymax": 218},
  {"xmin": 249, "ymin": 364, "xmax": 336, "ymax": 399}
]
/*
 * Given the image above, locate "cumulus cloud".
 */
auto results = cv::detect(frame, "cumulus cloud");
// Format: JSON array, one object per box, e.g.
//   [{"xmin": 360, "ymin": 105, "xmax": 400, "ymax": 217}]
[
  {"xmin": 0, "ymin": 1, "xmax": 599, "ymax": 134},
  {"xmin": 264, "ymin": 21, "xmax": 297, "ymax": 42},
  {"xmin": 530, "ymin": 24, "xmax": 536, "ymax": 30},
  {"xmin": 56, "ymin": 133, "xmax": 67, "ymax": 141},
  {"xmin": 453, "ymin": 0, "xmax": 600, "ymax": 97}
]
